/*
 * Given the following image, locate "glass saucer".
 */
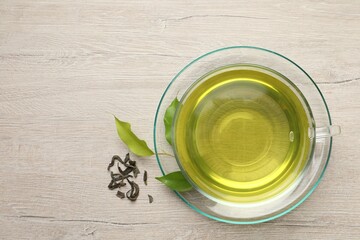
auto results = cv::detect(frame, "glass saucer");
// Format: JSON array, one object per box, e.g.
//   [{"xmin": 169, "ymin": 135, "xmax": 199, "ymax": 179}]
[{"xmin": 153, "ymin": 46, "xmax": 335, "ymax": 224}]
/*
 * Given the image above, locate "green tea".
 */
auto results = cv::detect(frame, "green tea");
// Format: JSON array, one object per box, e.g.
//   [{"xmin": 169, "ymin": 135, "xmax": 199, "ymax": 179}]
[{"xmin": 174, "ymin": 65, "xmax": 312, "ymax": 203}]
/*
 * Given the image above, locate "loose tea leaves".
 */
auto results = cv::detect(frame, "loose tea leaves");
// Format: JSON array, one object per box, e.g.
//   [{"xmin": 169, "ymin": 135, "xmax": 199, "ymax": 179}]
[
  {"xmin": 107, "ymin": 153, "xmax": 152, "ymax": 202},
  {"xmin": 107, "ymin": 154, "xmax": 138, "ymax": 199},
  {"xmin": 164, "ymin": 97, "xmax": 180, "ymax": 145},
  {"xmin": 156, "ymin": 171, "xmax": 193, "ymax": 192},
  {"xmin": 114, "ymin": 117, "xmax": 154, "ymax": 156}
]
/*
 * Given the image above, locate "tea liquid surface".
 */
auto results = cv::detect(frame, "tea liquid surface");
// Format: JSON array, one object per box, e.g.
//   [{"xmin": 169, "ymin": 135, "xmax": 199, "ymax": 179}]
[{"xmin": 174, "ymin": 65, "xmax": 312, "ymax": 203}]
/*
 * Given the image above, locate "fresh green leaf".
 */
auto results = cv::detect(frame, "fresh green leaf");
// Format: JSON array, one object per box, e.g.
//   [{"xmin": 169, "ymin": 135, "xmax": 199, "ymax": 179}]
[
  {"xmin": 155, "ymin": 171, "xmax": 193, "ymax": 192},
  {"xmin": 114, "ymin": 116, "xmax": 154, "ymax": 157},
  {"xmin": 164, "ymin": 97, "xmax": 180, "ymax": 145}
]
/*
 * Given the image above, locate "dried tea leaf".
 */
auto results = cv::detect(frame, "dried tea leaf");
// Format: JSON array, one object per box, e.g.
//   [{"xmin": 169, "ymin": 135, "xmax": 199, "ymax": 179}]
[
  {"xmin": 124, "ymin": 153, "xmax": 130, "ymax": 163},
  {"xmin": 122, "ymin": 166, "xmax": 135, "ymax": 176},
  {"xmin": 114, "ymin": 116, "xmax": 154, "ymax": 157},
  {"xmin": 155, "ymin": 171, "xmax": 193, "ymax": 192},
  {"xmin": 164, "ymin": 97, "xmax": 180, "ymax": 145},
  {"xmin": 117, "ymin": 163, "xmax": 124, "ymax": 175},
  {"xmin": 148, "ymin": 194, "xmax": 153, "ymax": 203},
  {"xmin": 107, "ymin": 155, "xmax": 121, "ymax": 171},
  {"xmin": 119, "ymin": 180, "xmax": 126, "ymax": 187},
  {"xmin": 112, "ymin": 174, "xmax": 132, "ymax": 182},
  {"xmin": 108, "ymin": 180, "xmax": 122, "ymax": 190},
  {"xmin": 126, "ymin": 181, "xmax": 140, "ymax": 201},
  {"xmin": 116, "ymin": 191, "xmax": 125, "ymax": 199},
  {"xmin": 143, "ymin": 170, "xmax": 148, "ymax": 185},
  {"xmin": 133, "ymin": 167, "xmax": 140, "ymax": 178},
  {"xmin": 110, "ymin": 172, "xmax": 121, "ymax": 180}
]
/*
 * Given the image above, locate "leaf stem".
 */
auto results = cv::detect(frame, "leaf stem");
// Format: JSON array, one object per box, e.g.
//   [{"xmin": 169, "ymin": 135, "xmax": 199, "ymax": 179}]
[{"xmin": 157, "ymin": 152, "xmax": 175, "ymax": 157}]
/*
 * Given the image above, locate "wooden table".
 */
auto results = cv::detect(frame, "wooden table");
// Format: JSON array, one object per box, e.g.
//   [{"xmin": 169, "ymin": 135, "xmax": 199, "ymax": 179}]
[{"xmin": 1, "ymin": 1, "xmax": 359, "ymax": 239}]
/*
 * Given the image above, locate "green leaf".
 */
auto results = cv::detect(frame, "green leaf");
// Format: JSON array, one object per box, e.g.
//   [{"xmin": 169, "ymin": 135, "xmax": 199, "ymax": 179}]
[
  {"xmin": 164, "ymin": 97, "xmax": 180, "ymax": 145},
  {"xmin": 114, "ymin": 116, "xmax": 154, "ymax": 157},
  {"xmin": 155, "ymin": 171, "xmax": 193, "ymax": 192}
]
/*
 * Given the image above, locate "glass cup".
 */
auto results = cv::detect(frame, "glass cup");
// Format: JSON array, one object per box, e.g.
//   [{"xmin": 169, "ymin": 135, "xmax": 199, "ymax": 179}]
[{"xmin": 154, "ymin": 46, "xmax": 341, "ymax": 224}]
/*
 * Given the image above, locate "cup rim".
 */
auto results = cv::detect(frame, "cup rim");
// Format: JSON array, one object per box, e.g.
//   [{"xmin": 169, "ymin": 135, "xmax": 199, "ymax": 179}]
[{"xmin": 153, "ymin": 46, "xmax": 333, "ymax": 224}]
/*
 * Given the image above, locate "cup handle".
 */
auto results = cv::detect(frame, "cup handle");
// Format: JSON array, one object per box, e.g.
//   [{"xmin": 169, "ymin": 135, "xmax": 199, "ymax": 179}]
[{"xmin": 314, "ymin": 125, "xmax": 341, "ymax": 139}]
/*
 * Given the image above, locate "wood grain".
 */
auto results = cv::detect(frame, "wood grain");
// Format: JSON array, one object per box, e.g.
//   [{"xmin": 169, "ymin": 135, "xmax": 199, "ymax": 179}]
[{"xmin": 0, "ymin": 0, "xmax": 359, "ymax": 239}]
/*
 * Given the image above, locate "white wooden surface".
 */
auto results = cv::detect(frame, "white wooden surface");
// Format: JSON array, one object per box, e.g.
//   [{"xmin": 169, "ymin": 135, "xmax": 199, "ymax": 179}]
[{"xmin": 0, "ymin": 0, "xmax": 359, "ymax": 239}]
